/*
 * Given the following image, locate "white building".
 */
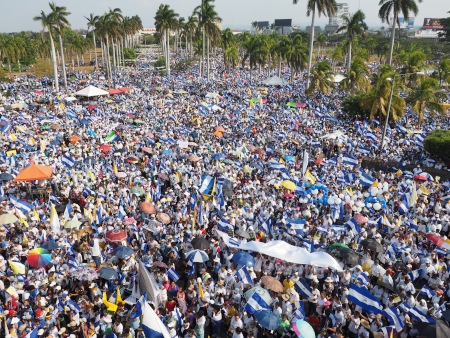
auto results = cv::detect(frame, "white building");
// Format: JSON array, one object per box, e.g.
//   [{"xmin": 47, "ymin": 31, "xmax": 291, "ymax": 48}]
[{"xmin": 325, "ymin": 3, "xmax": 349, "ymax": 35}]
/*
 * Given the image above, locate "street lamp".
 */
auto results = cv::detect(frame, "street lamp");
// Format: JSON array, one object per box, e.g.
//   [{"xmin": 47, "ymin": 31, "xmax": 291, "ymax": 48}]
[{"xmin": 379, "ymin": 71, "xmax": 425, "ymax": 151}]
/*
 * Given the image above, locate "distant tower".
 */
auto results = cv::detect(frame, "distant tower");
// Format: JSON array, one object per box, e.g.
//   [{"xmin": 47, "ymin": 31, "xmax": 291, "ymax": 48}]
[{"xmin": 325, "ymin": 3, "xmax": 349, "ymax": 35}]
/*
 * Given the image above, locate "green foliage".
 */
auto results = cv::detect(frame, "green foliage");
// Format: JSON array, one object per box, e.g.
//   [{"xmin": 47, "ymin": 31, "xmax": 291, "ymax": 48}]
[
  {"xmin": 424, "ymin": 130, "xmax": 450, "ymax": 159},
  {"xmin": 174, "ymin": 58, "xmax": 194, "ymax": 71},
  {"xmin": 123, "ymin": 48, "xmax": 136, "ymax": 59},
  {"xmin": 341, "ymin": 93, "xmax": 371, "ymax": 118},
  {"xmin": 439, "ymin": 15, "xmax": 450, "ymax": 42},
  {"xmin": 154, "ymin": 58, "xmax": 165, "ymax": 68},
  {"xmin": 33, "ymin": 58, "xmax": 53, "ymax": 77}
]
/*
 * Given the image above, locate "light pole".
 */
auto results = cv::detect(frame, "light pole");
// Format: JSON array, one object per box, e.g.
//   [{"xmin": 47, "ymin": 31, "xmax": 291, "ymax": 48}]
[{"xmin": 379, "ymin": 71, "xmax": 424, "ymax": 151}]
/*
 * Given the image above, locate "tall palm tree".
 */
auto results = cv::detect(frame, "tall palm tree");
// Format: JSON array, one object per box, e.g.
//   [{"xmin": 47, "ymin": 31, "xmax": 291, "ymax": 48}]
[
  {"xmin": 306, "ymin": 59, "xmax": 333, "ymax": 95},
  {"xmin": 85, "ymin": 13, "xmax": 99, "ymax": 68},
  {"xmin": 336, "ymin": 10, "xmax": 368, "ymax": 72},
  {"xmin": 408, "ymin": 78, "xmax": 445, "ymax": 124},
  {"xmin": 293, "ymin": 0, "xmax": 337, "ymax": 88},
  {"xmin": 378, "ymin": 0, "xmax": 422, "ymax": 66},
  {"xmin": 49, "ymin": 2, "xmax": 71, "ymax": 87},
  {"xmin": 155, "ymin": 4, "xmax": 179, "ymax": 76},
  {"xmin": 221, "ymin": 28, "xmax": 238, "ymax": 70},
  {"xmin": 436, "ymin": 58, "xmax": 450, "ymax": 88},
  {"xmin": 34, "ymin": 10, "xmax": 59, "ymax": 92},
  {"xmin": 315, "ymin": 32, "xmax": 327, "ymax": 56},
  {"xmin": 185, "ymin": 15, "xmax": 198, "ymax": 58},
  {"xmin": 341, "ymin": 57, "xmax": 371, "ymax": 93}
]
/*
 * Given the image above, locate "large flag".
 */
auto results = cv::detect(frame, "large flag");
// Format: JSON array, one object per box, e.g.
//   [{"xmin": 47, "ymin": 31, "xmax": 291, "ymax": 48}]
[
  {"xmin": 244, "ymin": 292, "xmax": 271, "ymax": 315},
  {"xmin": 419, "ymin": 285, "xmax": 435, "ymax": 298},
  {"xmin": 359, "ymin": 172, "xmax": 375, "ymax": 187},
  {"xmin": 62, "ymin": 154, "xmax": 76, "ymax": 168},
  {"xmin": 342, "ymin": 154, "xmax": 358, "ymax": 167},
  {"xmin": 294, "ymin": 279, "xmax": 313, "ymax": 298},
  {"xmin": 236, "ymin": 267, "xmax": 253, "ymax": 285},
  {"xmin": 198, "ymin": 175, "xmax": 215, "ymax": 196},
  {"xmin": 105, "ymin": 131, "xmax": 120, "ymax": 143},
  {"xmin": 131, "ymin": 293, "xmax": 147, "ymax": 318},
  {"xmin": 8, "ymin": 260, "xmax": 26, "ymax": 275},
  {"xmin": 24, "ymin": 328, "xmax": 39, "ymax": 338},
  {"xmin": 381, "ymin": 306, "xmax": 404, "ymax": 333},
  {"xmin": 348, "ymin": 283, "xmax": 382, "ymax": 313},
  {"xmin": 142, "ymin": 299, "xmax": 171, "ymax": 338},
  {"xmin": 167, "ymin": 267, "xmax": 180, "ymax": 282},
  {"xmin": 407, "ymin": 306, "xmax": 436, "ymax": 324},
  {"xmin": 10, "ymin": 195, "xmax": 32, "ymax": 214},
  {"xmin": 345, "ymin": 217, "xmax": 362, "ymax": 234},
  {"xmin": 217, "ymin": 218, "xmax": 234, "ymax": 231}
]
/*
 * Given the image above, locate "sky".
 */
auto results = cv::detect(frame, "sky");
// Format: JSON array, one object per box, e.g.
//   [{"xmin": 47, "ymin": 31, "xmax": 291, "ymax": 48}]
[{"xmin": 1, "ymin": 0, "xmax": 447, "ymax": 33}]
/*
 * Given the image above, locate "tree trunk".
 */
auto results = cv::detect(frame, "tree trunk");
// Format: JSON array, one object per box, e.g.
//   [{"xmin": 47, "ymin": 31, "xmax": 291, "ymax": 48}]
[
  {"xmin": 306, "ymin": 8, "xmax": 316, "ymax": 89},
  {"xmin": 166, "ymin": 29, "xmax": 171, "ymax": 76},
  {"xmin": 387, "ymin": 16, "xmax": 396, "ymax": 66},
  {"xmin": 100, "ymin": 38, "xmax": 104, "ymax": 70},
  {"xmin": 105, "ymin": 34, "xmax": 113, "ymax": 86},
  {"xmin": 49, "ymin": 33, "xmax": 59, "ymax": 92},
  {"xmin": 202, "ymin": 28, "xmax": 205, "ymax": 77},
  {"xmin": 58, "ymin": 33, "xmax": 67, "ymax": 87},
  {"xmin": 207, "ymin": 35, "xmax": 210, "ymax": 81},
  {"xmin": 190, "ymin": 32, "xmax": 193, "ymax": 59},
  {"xmin": 278, "ymin": 57, "xmax": 281, "ymax": 78},
  {"xmin": 347, "ymin": 40, "xmax": 352, "ymax": 72}
]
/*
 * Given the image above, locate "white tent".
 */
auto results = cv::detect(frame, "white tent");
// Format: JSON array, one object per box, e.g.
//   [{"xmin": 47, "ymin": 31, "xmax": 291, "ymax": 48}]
[
  {"xmin": 332, "ymin": 74, "xmax": 347, "ymax": 83},
  {"xmin": 73, "ymin": 85, "xmax": 109, "ymax": 97},
  {"xmin": 262, "ymin": 76, "xmax": 288, "ymax": 86}
]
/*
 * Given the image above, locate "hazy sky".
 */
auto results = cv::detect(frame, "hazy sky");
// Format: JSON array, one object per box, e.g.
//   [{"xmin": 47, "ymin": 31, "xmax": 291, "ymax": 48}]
[{"xmin": 1, "ymin": 0, "xmax": 447, "ymax": 33}]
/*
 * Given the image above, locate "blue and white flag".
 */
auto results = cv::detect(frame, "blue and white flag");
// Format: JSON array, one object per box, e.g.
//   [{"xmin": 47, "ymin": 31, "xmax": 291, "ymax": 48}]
[
  {"xmin": 217, "ymin": 218, "xmax": 234, "ymax": 231},
  {"xmin": 167, "ymin": 267, "xmax": 180, "ymax": 282},
  {"xmin": 285, "ymin": 218, "xmax": 306, "ymax": 229},
  {"xmin": 118, "ymin": 204, "xmax": 126, "ymax": 221},
  {"xmin": 377, "ymin": 326, "xmax": 395, "ymax": 338},
  {"xmin": 408, "ymin": 269, "xmax": 422, "ymax": 282},
  {"xmin": 65, "ymin": 299, "xmax": 82, "ymax": 313},
  {"xmin": 244, "ymin": 292, "xmax": 271, "ymax": 315},
  {"xmin": 199, "ymin": 175, "xmax": 215, "ymax": 196},
  {"xmin": 397, "ymin": 302, "xmax": 410, "ymax": 313},
  {"xmin": 356, "ymin": 273, "xmax": 370, "ymax": 285},
  {"xmin": 68, "ymin": 257, "xmax": 79, "ymax": 269},
  {"xmin": 295, "ymin": 279, "xmax": 312, "ymax": 298},
  {"xmin": 63, "ymin": 201, "xmax": 73, "ymax": 220},
  {"xmin": 237, "ymin": 266, "xmax": 253, "ymax": 285},
  {"xmin": 381, "ymin": 306, "xmax": 404, "ymax": 333},
  {"xmin": 345, "ymin": 217, "xmax": 362, "ymax": 234},
  {"xmin": 82, "ymin": 188, "xmax": 95, "ymax": 197},
  {"xmin": 359, "ymin": 172, "xmax": 375, "ymax": 187},
  {"xmin": 342, "ymin": 154, "xmax": 358, "ymax": 167},
  {"xmin": 348, "ymin": 283, "xmax": 382, "ymax": 313},
  {"xmin": 131, "ymin": 294, "xmax": 148, "ymax": 319},
  {"xmin": 293, "ymin": 301, "xmax": 306, "ymax": 320},
  {"xmin": 386, "ymin": 244, "xmax": 397, "ymax": 259},
  {"xmin": 24, "ymin": 328, "xmax": 39, "ymax": 338},
  {"xmin": 398, "ymin": 202, "xmax": 409, "ymax": 215},
  {"xmin": 62, "ymin": 154, "xmax": 76, "ymax": 168},
  {"xmin": 419, "ymin": 285, "xmax": 435, "ymax": 298},
  {"xmin": 49, "ymin": 193, "xmax": 60, "ymax": 205},
  {"xmin": 407, "ymin": 306, "xmax": 436, "ymax": 324},
  {"xmin": 10, "ymin": 195, "xmax": 32, "ymax": 214},
  {"xmin": 303, "ymin": 238, "xmax": 315, "ymax": 253},
  {"xmin": 142, "ymin": 299, "xmax": 171, "ymax": 338}
]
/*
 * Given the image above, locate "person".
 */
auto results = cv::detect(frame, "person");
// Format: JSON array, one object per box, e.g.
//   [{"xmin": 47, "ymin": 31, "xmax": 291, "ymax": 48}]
[
  {"xmin": 89, "ymin": 234, "xmax": 101, "ymax": 268},
  {"xmin": 195, "ymin": 311, "xmax": 206, "ymax": 338},
  {"xmin": 277, "ymin": 314, "xmax": 290, "ymax": 335},
  {"xmin": 211, "ymin": 307, "xmax": 223, "ymax": 338}
]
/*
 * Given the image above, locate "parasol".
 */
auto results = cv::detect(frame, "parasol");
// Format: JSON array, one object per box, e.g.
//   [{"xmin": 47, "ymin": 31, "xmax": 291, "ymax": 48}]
[
  {"xmin": 186, "ymin": 249, "xmax": 209, "ymax": 263},
  {"xmin": 40, "ymin": 241, "xmax": 60, "ymax": 251},
  {"xmin": 191, "ymin": 238, "xmax": 211, "ymax": 250},
  {"xmin": 232, "ymin": 252, "xmax": 255, "ymax": 267},
  {"xmin": 113, "ymin": 246, "xmax": 135, "ymax": 259},
  {"xmin": 153, "ymin": 261, "xmax": 168, "ymax": 268},
  {"xmin": 105, "ymin": 229, "xmax": 127, "ymax": 243},
  {"xmin": 360, "ymin": 239, "xmax": 384, "ymax": 253},
  {"xmin": 255, "ymin": 311, "xmax": 280, "ymax": 330},
  {"xmin": 98, "ymin": 266, "xmax": 119, "ymax": 280},
  {"xmin": 157, "ymin": 213, "xmax": 171, "ymax": 224},
  {"xmin": 261, "ymin": 276, "xmax": 284, "ymax": 293},
  {"xmin": 27, "ymin": 248, "xmax": 52, "ymax": 268},
  {"xmin": 140, "ymin": 202, "xmax": 156, "ymax": 214},
  {"xmin": 0, "ymin": 213, "xmax": 18, "ymax": 225},
  {"xmin": 71, "ymin": 267, "xmax": 98, "ymax": 281},
  {"xmin": 292, "ymin": 320, "xmax": 315, "ymax": 338}
]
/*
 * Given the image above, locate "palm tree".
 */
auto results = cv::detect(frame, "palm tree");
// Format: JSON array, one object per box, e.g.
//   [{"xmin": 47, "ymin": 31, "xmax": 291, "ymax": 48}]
[
  {"xmin": 408, "ymin": 78, "xmax": 445, "ymax": 124},
  {"xmin": 293, "ymin": 0, "xmax": 337, "ymax": 88},
  {"xmin": 85, "ymin": 13, "xmax": 99, "ymax": 68},
  {"xmin": 251, "ymin": 21, "xmax": 259, "ymax": 34},
  {"xmin": 284, "ymin": 35, "xmax": 308, "ymax": 83},
  {"xmin": 155, "ymin": 4, "xmax": 179, "ymax": 76},
  {"xmin": 306, "ymin": 59, "xmax": 333, "ymax": 95},
  {"xmin": 242, "ymin": 35, "xmax": 265, "ymax": 79},
  {"xmin": 49, "ymin": 2, "xmax": 71, "ymax": 87},
  {"xmin": 341, "ymin": 57, "xmax": 371, "ymax": 93},
  {"xmin": 360, "ymin": 66, "xmax": 406, "ymax": 121},
  {"xmin": 378, "ymin": 0, "xmax": 422, "ymax": 66},
  {"xmin": 185, "ymin": 15, "xmax": 198, "ymax": 58},
  {"xmin": 315, "ymin": 32, "xmax": 327, "ymax": 56},
  {"xmin": 221, "ymin": 28, "xmax": 238, "ymax": 70},
  {"xmin": 34, "ymin": 10, "xmax": 59, "ymax": 92},
  {"xmin": 436, "ymin": 58, "xmax": 450, "ymax": 87},
  {"xmin": 331, "ymin": 45, "xmax": 343, "ymax": 72},
  {"xmin": 336, "ymin": 10, "xmax": 368, "ymax": 72}
]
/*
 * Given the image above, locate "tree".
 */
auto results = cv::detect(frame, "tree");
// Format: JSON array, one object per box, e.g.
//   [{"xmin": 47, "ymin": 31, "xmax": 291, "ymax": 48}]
[
  {"xmin": 49, "ymin": 2, "xmax": 71, "ymax": 87},
  {"xmin": 154, "ymin": 4, "xmax": 179, "ymax": 76},
  {"xmin": 185, "ymin": 15, "xmax": 198, "ymax": 58},
  {"xmin": 316, "ymin": 32, "xmax": 327, "ymax": 56},
  {"xmin": 439, "ymin": 12, "xmax": 450, "ymax": 42},
  {"xmin": 251, "ymin": 21, "xmax": 259, "ymax": 34},
  {"xmin": 85, "ymin": 13, "xmax": 99, "ymax": 68},
  {"xmin": 284, "ymin": 34, "xmax": 308, "ymax": 82},
  {"xmin": 424, "ymin": 130, "xmax": 450, "ymax": 159},
  {"xmin": 221, "ymin": 28, "xmax": 238, "ymax": 70},
  {"xmin": 293, "ymin": 0, "xmax": 337, "ymax": 88},
  {"xmin": 341, "ymin": 57, "xmax": 371, "ymax": 93},
  {"xmin": 408, "ymin": 78, "xmax": 445, "ymax": 124},
  {"xmin": 360, "ymin": 66, "xmax": 406, "ymax": 121},
  {"xmin": 33, "ymin": 10, "xmax": 59, "ymax": 92},
  {"xmin": 435, "ymin": 58, "xmax": 450, "ymax": 87},
  {"xmin": 336, "ymin": 10, "xmax": 368, "ymax": 72},
  {"xmin": 378, "ymin": 0, "xmax": 422, "ymax": 66},
  {"xmin": 241, "ymin": 35, "xmax": 265, "ymax": 79},
  {"xmin": 341, "ymin": 93, "xmax": 371, "ymax": 119},
  {"xmin": 306, "ymin": 59, "xmax": 333, "ymax": 95}
]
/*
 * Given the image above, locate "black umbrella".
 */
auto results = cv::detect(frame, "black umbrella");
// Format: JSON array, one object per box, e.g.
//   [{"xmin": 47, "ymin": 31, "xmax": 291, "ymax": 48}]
[
  {"xmin": 55, "ymin": 204, "xmax": 66, "ymax": 213},
  {"xmin": 377, "ymin": 281, "xmax": 398, "ymax": 294},
  {"xmin": 0, "ymin": 173, "xmax": 14, "ymax": 181},
  {"xmin": 415, "ymin": 320, "xmax": 450, "ymax": 338},
  {"xmin": 40, "ymin": 242, "xmax": 60, "ymax": 251},
  {"xmin": 442, "ymin": 309, "xmax": 450, "ymax": 323},
  {"xmin": 98, "ymin": 267, "xmax": 119, "ymax": 280},
  {"xmin": 191, "ymin": 238, "xmax": 211, "ymax": 250},
  {"xmin": 337, "ymin": 248, "xmax": 360, "ymax": 266},
  {"xmin": 360, "ymin": 239, "xmax": 384, "ymax": 253}
]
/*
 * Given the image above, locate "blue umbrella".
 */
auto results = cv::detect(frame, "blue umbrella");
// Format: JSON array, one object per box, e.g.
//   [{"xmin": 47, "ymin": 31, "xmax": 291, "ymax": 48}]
[
  {"xmin": 79, "ymin": 119, "xmax": 90, "ymax": 125},
  {"xmin": 232, "ymin": 252, "xmax": 255, "ymax": 267},
  {"xmin": 162, "ymin": 150, "xmax": 174, "ymax": 156},
  {"xmin": 212, "ymin": 153, "xmax": 226, "ymax": 161},
  {"xmin": 255, "ymin": 311, "xmax": 280, "ymax": 330},
  {"xmin": 40, "ymin": 241, "xmax": 60, "ymax": 251},
  {"xmin": 185, "ymin": 249, "xmax": 209, "ymax": 263},
  {"xmin": 113, "ymin": 246, "xmax": 134, "ymax": 259},
  {"xmin": 98, "ymin": 267, "xmax": 119, "ymax": 280},
  {"xmin": 284, "ymin": 156, "xmax": 296, "ymax": 162}
]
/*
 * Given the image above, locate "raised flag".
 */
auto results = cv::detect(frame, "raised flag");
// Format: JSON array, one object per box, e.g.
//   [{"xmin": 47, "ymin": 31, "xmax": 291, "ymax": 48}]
[
  {"xmin": 244, "ymin": 291, "xmax": 271, "ymax": 315},
  {"xmin": 407, "ymin": 306, "xmax": 436, "ymax": 324},
  {"xmin": 295, "ymin": 279, "xmax": 313, "ymax": 298},
  {"xmin": 408, "ymin": 269, "xmax": 422, "ymax": 282},
  {"xmin": 342, "ymin": 154, "xmax": 358, "ymax": 167},
  {"xmin": 348, "ymin": 283, "xmax": 382, "ymax": 313},
  {"xmin": 217, "ymin": 218, "xmax": 234, "ymax": 231},
  {"xmin": 236, "ymin": 266, "xmax": 253, "ymax": 285},
  {"xmin": 142, "ymin": 298, "xmax": 171, "ymax": 338},
  {"xmin": 419, "ymin": 285, "xmax": 435, "ymax": 298},
  {"xmin": 62, "ymin": 154, "xmax": 76, "ymax": 168},
  {"xmin": 381, "ymin": 306, "xmax": 404, "ymax": 333},
  {"xmin": 198, "ymin": 175, "xmax": 215, "ymax": 196},
  {"xmin": 167, "ymin": 267, "xmax": 180, "ymax": 282}
]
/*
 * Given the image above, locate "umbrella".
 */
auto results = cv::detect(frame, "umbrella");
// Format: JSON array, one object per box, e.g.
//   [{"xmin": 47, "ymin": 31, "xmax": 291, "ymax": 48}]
[
  {"xmin": 188, "ymin": 155, "xmax": 202, "ymax": 162},
  {"xmin": 123, "ymin": 217, "xmax": 137, "ymax": 224},
  {"xmin": 153, "ymin": 261, "xmax": 168, "ymax": 268},
  {"xmin": 246, "ymin": 144, "xmax": 257, "ymax": 152},
  {"xmin": 360, "ymin": 239, "xmax": 384, "ymax": 253},
  {"xmin": 69, "ymin": 136, "xmax": 80, "ymax": 143},
  {"xmin": 65, "ymin": 220, "xmax": 82, "ymax": 229},
  {"xmin": 282, "ymin": 180, "xmax": 296, "ymax": 191},
  {"xmin": 188, "ymin": 142, "xmax": 198, "ymax": 146},
  {"xmin": 353, "ymin": 213, "xmax": 368, "ymax": 224},
  {"xmin": 157, "ymin": 213, "xmax": 171, "ymax": 224},
  {"xmin": 255, "ymin": 311, "xmax": 280, "ymax": 330},
  {"xmin": 283, "ymin": 193, "xmax": 295, "ymax": 198},
  {"xmin": 292, "ymin": 320, "xmax": 315, "ymax": 338},
  {"xmin": 215, "ymin": 126, "xmax": 225, "ymax": 132},
  {"xmin": 98, "ymin": 267, "xmax": 119, "ymax": 280},
  {"xmin": 426, "ymin": 233, "xmax": 445, "ymax": 247},
  {"xmin": 213, "ymin": 131, "xmax": 223, "ymax": 138},
  {"xmin": 71, "ymin": 267, "xmax": 98, "ymax": 281},
  {"xmin": 161, "ymin": 150, "xmax": 174, "ymax": 156},
  {"xmin": 115, "ymin": 172, "xmax": 127, "ymax": 178},
  {"xmin": 142, "ymin": 147, "xmax": 153, "ymax": 154},
  {"xmin": 415, "ymin": 320, "xmax": 450, "ymax": 338},
  {"xmin": 254, "ymin": 148, "xmax": 265, "ymax": 155},
  {"xmin": 0, "ymin": 213, "xmax": 18, "ymax": 225},
  {"xmin": 329, "ymin": 242, "xmax": 349, "ymax": 251},
  {"xmin": 186, "ymin": 249, "xmax": 209, "ymax": 263},
  {"xmin": 244, "ymin": 287, "xmax": 273, "ymax": 305},
  {"xmin": 235, "ymin": 229, "xmax": 250, "ymax": 239},
  {"xmin": 14, "ymin": 164, "xmax": 53, "ymax": 182},
  {"xmin": 249, "ymin": 162, "xmax": 264, "ymax": 171},
  {"xmin": 99, "ymin": 144, "xmax": 111, "ymax": 151},
  {"xmin": 131, "ymin": 186, "xmax": 145, "ymax": 196},
  {"xmin": 27, "ymin": 248, "xmax": 52, "ymax": 268},
  {"xmin": 414, "ymin": 175, "xmax": 427, "ymax": 181},
  {"xmin": 191, "ymin": 238, "xmax": 211, "ymax": 250},
  {"xmin": 212, "ymin": 153, "xmax": 226, "ymax": 161},
  {"xmin": 232, "ymin": 252, "xmax": 255, "ymax": 267},
  {"xmin": 337, "ymin": 248, "xmax": 360, "ymax": 266},
  {"xmin": 261, "ymin": 276, "xmax": 284, "ymax": 293},
  {"xmin": 140, "ymin": 202, "xmax": 156, "ymax": 214},
  {"xmin": 0, "ymin": 173, "xmax": 14, "ymax": 181},
  {"xmin": 105, "ymin": 229, "xmax": 127, "ymax": 243},
  {"xmin": 157, "ymin": 173, "xmax": 169, "ymax": 181},
  {"xmin": 377, "ymin": 281, "xmax": 398, "ymax": 294},
  {"xmin": 286, "ymin": 102, "xmax": 297, "ymax": 107},
  {"xmin": 113, "ymin": 246, "xmax": 135, "ymax": 259},
  {"xmin": 40, "ymin": 241, "xmax": 60, "ymax": 251},
  {"xmin": 127, "ymin": 156, "xmax": 139, "ymax": 164}
]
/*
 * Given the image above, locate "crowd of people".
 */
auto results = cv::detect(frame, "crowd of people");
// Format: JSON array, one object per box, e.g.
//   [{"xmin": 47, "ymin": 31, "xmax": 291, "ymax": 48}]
[{"xmin": 0, "ymin": 49, "xmax": 449, "ymax": 338}]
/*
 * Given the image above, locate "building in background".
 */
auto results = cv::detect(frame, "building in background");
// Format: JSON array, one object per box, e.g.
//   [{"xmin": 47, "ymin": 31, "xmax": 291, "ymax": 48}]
[
  {"xmin": 325, "ymin": 3, "xmax": 349, "ymax": 35},
  {"xmin": 273, "ymin": 19, "xmax": 292, "ymax": 35}
]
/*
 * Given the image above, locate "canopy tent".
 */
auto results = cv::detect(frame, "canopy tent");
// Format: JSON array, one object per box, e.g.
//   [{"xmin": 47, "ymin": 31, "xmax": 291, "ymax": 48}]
[
  {"xmin": 13, "ymin": 164, "xmax": 54, "ymax": 182},
  {"xmin": 331, "ymin": 74, "xmax": 347, "ymax": 83},
  {"xmin": 217, "ymin": 230, "xmax": 343, "ymax": 271},
  {"xmin": 74, "ymin": 85, "xmax": 109, "ymax": 97},
  {"xmin": 262, "ymin": 76, "xmax": 288, "ymax": 86}
]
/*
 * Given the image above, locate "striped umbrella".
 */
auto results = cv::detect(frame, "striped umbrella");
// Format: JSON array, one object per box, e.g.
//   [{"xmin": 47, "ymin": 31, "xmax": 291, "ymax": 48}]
[
  {"xmin": 27, "ymin": 248, "xmax": 52, "ymax": 268},
  {"xmin": 185, "ymin": 249, "xmax": 209, "ymax": 263}
]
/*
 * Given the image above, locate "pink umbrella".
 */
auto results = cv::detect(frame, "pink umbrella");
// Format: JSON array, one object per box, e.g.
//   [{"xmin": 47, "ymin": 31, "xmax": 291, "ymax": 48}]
[
  {"xmin": 296, "ymin": 102, "xmax": 307, "ymax": 108},
  {"xmin": 283, "ymin": 193, "xmax": 295, "ymax": 198},
  {"xmin": 115, "ymin": 172, "xmax": 127, "ymax": 178},
  {"xmin": 353, "ymin": 213, "xmax": 368, "ymax": 225},
  {"xmin": 123, "ymin": 217, "xmax": 137, "ymax": 224},
  {"xmin": 157, "ymin": 213, "xmax": 171, "ymax": 224}
]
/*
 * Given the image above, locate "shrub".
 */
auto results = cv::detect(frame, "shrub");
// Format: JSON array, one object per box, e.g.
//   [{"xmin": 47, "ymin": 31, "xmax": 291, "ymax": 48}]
[
  {"xmin": 154, "ymin": 58, "xmax": 165, "ymax": 68},
  {"xmin": 341, "ymin": 93, "xmax": 371, "ymax": 119},
  {"xmin": 424, "ymin": 129, "xmax": 450, "ymax": 159},
  {"xmin": 123, "ymin": 48, "xmax": 137, "ymax": 60}
]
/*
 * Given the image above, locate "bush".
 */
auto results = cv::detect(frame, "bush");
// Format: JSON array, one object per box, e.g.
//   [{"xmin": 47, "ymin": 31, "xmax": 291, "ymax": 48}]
[
  {"xmin": 341, "ymin": 93, "xmax": 371, "ymax": 119},
  {"xmin": 424, "ymin": 129, "xmax": 450, "ymax": 159},
  {"xmin": 123, "ymin": 48, "xmax": 137, "ymax": 60},
  {"xmin": 154, "ymin": 58, "xmax": 165, "ymax": 68}
]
